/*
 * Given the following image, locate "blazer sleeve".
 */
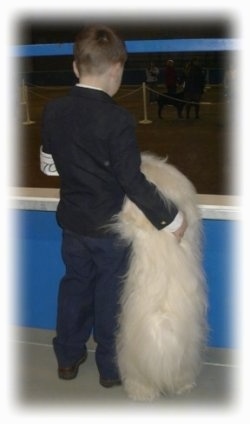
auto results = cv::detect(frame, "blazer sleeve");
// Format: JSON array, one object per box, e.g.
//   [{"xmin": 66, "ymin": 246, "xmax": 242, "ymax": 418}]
[{"xmin": 108, "ymin": 112, "xmax": 179, "ymax": 230}]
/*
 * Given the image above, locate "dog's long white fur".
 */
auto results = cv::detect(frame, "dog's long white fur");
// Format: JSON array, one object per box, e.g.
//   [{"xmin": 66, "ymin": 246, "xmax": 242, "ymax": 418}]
[{"xmin": 113, "ymin": 153, "xmax": 207, "ymax": 401}]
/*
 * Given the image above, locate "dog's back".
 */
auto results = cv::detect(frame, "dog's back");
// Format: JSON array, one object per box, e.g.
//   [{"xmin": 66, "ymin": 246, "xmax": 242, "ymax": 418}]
[{"xmin": 114, "ymin": 153, "xmax": 207, "ymax": 401}]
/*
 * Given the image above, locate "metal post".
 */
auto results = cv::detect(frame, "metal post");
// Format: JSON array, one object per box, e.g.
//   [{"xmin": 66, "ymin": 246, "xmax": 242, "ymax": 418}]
[
  {"xmin": 139, "ymin": 82, "xmax": 152, "ymax": 124},
  {"xmin": 22, "ymin": 84, "xmax": 35, "ymax": 125}
]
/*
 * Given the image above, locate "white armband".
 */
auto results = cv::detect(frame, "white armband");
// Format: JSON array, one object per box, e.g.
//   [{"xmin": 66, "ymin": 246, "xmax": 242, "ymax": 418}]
[{"xmin": 40, "ymin": 146, "xmax": 59, "ymax": 176}]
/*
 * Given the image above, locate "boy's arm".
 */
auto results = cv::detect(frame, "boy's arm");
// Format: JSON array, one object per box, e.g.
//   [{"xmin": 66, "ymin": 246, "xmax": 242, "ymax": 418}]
[{"xmin": 109, "ymin": 114, "xmax": 185, "ymax": 235}]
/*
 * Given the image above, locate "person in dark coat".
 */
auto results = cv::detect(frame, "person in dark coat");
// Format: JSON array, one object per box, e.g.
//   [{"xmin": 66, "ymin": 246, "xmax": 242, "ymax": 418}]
[
  {"xmin": 165, "ymin": 59, "xmax": 177, "ymax": 95},
  {"xmin": 40, "ymin": 25, "xmax": 187, "ymax": 389},
  {"xmin": 145, "ymin": 61, "xmax": 159, "ymax": 102},
  {"xmin": 184, "ymin": 57, "xmax": 206, "ymax": 119}
]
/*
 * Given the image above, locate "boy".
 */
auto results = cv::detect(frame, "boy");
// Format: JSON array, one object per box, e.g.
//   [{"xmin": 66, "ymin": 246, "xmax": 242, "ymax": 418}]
[{"xmin": 40, "ymin": 25, "xmax": 186, "ymax": 388}]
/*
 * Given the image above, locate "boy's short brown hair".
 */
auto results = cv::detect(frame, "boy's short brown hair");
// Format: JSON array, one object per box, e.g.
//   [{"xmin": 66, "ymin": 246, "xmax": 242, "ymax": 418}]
[{"xmin": 73, "ymin": 25, "xmax": 127, "ymax": 76}]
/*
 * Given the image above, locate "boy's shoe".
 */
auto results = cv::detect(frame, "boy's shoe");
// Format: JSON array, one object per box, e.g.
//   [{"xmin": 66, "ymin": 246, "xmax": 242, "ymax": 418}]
[
  {"xmin": 58, "ymin": 352, "xmax": 88, "ymax": 380},
  {"xmin": 99, "ymin": 377, "xmax": 122, "ymax": 388}
]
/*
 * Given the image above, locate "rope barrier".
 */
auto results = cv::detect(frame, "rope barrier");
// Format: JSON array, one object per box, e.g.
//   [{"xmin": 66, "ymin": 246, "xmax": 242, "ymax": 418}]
[
  {"xmin": 28, "ymin": 88, "xmax": 52, "ymax": 101},
  {"xmin": 23, "ymin": 80, "xmax": 71, "ymax": 90},
  {"xmin": 115, "ymin": 85, "xmax": 142, "ymax": 100},
  {"xmin": 139, "ymin": 83, "xmax": 229, "ymax": 124},
  {"xmin": 146, "ymin": 85, "xmax": 228, "ymax": 106},
  {"xmin": 20, "ymin": 82, "xmax": 228, "ymax": 127}
]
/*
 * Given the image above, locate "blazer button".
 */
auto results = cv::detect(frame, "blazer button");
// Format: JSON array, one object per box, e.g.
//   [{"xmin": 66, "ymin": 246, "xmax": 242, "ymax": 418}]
[{"xmin": 161, "ymin": 221, "xmax": 167, "ymax": 225}]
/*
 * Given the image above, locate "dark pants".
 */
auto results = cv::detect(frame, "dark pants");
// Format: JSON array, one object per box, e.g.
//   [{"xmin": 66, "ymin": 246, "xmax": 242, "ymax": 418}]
[{"xmin": 53, "ymin": 229, "xmax": 130, "ymax": 380}]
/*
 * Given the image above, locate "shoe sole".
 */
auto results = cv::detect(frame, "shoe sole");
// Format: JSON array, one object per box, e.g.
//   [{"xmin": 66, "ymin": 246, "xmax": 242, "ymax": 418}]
[
  {"xmin": 58, "ymin": 353, "xmax": 87, "ymax": 380},
  {"xmin": 99, "ymin": 378, "xmax": 122, "ymax": 388}
]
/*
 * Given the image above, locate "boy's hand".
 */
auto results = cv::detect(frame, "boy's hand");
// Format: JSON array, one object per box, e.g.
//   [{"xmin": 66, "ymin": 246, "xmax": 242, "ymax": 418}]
[{"xmin": 172, "ymin": 215, "xmax": 188, "ymax": 242}]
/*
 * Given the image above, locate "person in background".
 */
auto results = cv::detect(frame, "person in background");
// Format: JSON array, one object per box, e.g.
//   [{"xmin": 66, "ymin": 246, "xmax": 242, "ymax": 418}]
[
  {"xmin": 40, "ymin": 25, "xmax": 187, "ymax": 389},
  {"xmin": 145, "ymin": 61, "xmax": 159, "ymax": 103},
  {"xmin": 165, "ymin": 59, "xmax": 177, "ymax": 95},
  {"xmin": 184, "ymin": 57, "xmax": 206, "ymax": 119},
  {"xmin": 223, "ymin": 64, "xmax": 236, "ymax": 99}
]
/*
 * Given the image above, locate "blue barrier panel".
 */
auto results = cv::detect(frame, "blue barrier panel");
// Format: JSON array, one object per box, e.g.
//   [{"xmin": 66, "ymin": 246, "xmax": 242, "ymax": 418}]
[
  {"xmin": 11, "ymin": 38, "xmax": 240, "ymax": 57},
  {"xmin": 202, "ymin": 219, "xmax": 236, "ymax": 349},
  {"xmin": 13, "ymin": 210, "xmax": 63, "ymax": 330},
  {"xmin": 11, "ymin": 209, "xmax": 237, "ymax": 348}
]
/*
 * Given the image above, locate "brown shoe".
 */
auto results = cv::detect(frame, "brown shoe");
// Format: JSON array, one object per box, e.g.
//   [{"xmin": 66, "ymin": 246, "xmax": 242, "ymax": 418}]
[
  {"xmin": 99, "ymin": 377, "xmax": 122, "ymax": 388},
  {"xmin": 58, "ymin": 352, "xmax": 88, "ymax": 380}
]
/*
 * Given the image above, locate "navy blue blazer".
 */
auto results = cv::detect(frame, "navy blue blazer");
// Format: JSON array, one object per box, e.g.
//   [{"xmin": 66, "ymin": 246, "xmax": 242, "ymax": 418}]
[{"xmin": 41, "ymin": 86, "xmax": 179, "ymax": 236}]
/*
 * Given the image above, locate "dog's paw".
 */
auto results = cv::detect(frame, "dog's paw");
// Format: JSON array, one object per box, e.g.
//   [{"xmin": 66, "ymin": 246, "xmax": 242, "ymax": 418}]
[
  {"xmin": 176, "ymin": 382, "xmax": 196, "ymax": 395},
  {"xmin": 124, "ymin": 379, "xmax": 160, "ymax": 402}
]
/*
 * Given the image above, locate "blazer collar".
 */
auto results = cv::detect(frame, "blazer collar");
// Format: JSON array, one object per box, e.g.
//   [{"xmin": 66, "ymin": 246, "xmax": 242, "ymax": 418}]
[{"xmin": 69, "ymin": 85, "xmax": 115, "ymax": 104}]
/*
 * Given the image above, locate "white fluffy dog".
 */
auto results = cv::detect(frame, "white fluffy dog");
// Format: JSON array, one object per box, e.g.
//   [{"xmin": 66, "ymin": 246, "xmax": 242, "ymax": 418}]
[{"xmin": 113, "ymin": 153, "xmax": 207, "ymax": 401}]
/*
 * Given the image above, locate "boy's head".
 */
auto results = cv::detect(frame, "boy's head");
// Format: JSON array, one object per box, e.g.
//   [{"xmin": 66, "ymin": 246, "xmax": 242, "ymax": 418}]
[{"xmin": 73, "ymin": 25, "xmax": 127, "ymax": 77}]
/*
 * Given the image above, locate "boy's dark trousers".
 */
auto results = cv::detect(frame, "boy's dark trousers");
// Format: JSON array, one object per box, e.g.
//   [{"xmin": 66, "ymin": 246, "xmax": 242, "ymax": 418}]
[{"xmin": 53, "ymin": 229, "xmax": 130, "ymax": 380}]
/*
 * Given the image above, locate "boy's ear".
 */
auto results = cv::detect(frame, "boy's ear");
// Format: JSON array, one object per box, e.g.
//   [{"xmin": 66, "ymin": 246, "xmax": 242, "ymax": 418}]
[
  {"xmin": 73, "ymin": 61, "xmax": 80, "ymax": 78},
  {"xmin": 110, "ymin": 62, "xmax": 123, "ymax": 77}
]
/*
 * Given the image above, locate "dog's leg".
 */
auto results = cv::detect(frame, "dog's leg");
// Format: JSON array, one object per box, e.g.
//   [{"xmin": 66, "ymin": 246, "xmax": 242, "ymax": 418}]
[
  {"xmin": 123, "ymin": 378, "xmax": 160, "ymax": 402},
  {"xmin": 176, "ymin": 382, "xmax": 196, "ymax": 395},
  {"xmin": 173, "ymin": 368, "xmax": 198, "ymax": 395},
  {"xmin": 118, "ymin": 342, "xmax": 161, "ymax": 401},
  {"xmin": 158, "ymin": 101, "xmax": 163, "ymax": 119},
  {"xmin": 195, "ymin": 103, "xmax": 200, "ymax": 119},
  {"xmin": 178, "ymin": 103, "xmax": 186, "ymax": 119},
  {"xmin": 186, "ymin": 103, "xmax": 191, "ymax": 119},
  {"xmin": 177, "ymin": 106, "xmax": 183, "ymax": 119}
]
